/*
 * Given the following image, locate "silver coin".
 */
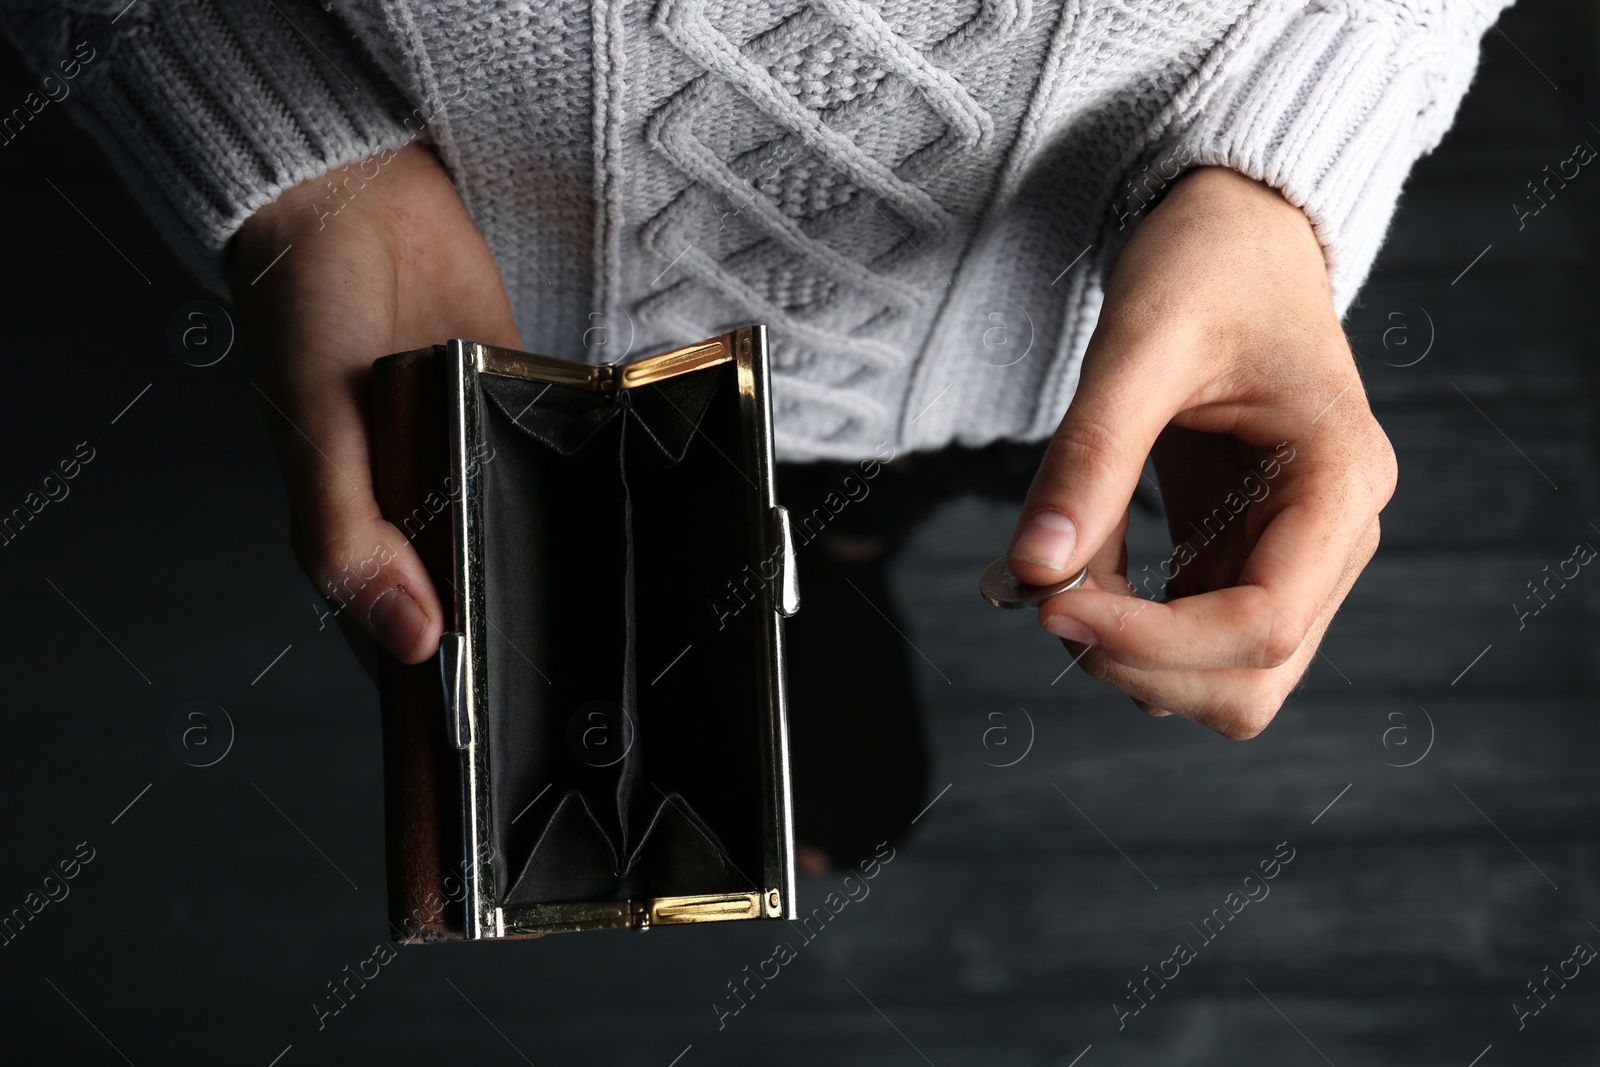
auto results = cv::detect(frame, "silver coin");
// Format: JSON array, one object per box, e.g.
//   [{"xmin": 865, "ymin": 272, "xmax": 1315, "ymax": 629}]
[{"xmin": 979, "ymin": 556, "xmax": 1088, "ymax": 609}]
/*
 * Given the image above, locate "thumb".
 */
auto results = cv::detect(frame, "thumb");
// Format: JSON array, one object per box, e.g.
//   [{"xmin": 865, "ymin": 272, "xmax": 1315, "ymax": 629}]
[
  {"xmin": 1007, "ymin": 336, "xmax": 1187, "ymax": 586},
  {"xmin": 255, "ymin": 361, "xmax": 447, "ymax": 666},
  {"xmin": 296, "ymin": 478, "xmax": 445, "ymax": 666}
]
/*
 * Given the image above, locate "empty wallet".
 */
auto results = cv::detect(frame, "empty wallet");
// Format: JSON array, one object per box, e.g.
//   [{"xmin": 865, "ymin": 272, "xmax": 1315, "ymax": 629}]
[{"xmin": 370, "ymin": 325, "xmax": 799, "ymax": 941}]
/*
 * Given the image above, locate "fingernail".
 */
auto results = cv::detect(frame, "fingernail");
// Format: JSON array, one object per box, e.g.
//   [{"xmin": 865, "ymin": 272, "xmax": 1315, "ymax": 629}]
[
  {"xmin": 1011, "ymin": 510, "xmax": 1076, "ymax": 571},
  {"xmin": 370, "ymin": 587, "xmax": 428, "ymax": 659},
  {"xmin": 1044, "ymin": 614, "xmax": 1097, "ymax": 646}
]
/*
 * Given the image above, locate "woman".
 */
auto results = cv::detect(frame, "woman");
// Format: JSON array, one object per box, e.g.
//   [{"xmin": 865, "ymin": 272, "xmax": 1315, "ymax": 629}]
[{"xmin": 0, "ymin": 0, "xmax": 1507, "ymax": 746}]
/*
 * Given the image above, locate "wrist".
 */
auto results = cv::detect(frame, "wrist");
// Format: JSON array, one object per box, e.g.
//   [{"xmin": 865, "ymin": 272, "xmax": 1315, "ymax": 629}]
[
  {"xmin": 227, "ymin": 143, "xmax": 429, "ymax": 292},
  {"xmin": 1167, "ymin": 166, "xmax": 1312, "ymax": 231},
  {"xmin": 1166, "ymin": 166, "xmax": 1325, "ymax": 266}
]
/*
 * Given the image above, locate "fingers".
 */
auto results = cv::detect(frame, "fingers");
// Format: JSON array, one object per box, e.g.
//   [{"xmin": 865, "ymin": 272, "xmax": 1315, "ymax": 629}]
[
  {"xmin": 1063, "ymin": 516, "xmax": 1381, "ymax": 739},
  {"xmin": 1007, "ymin": 325, "xmax": 1196, "ymax": 586},
  {"xmin": 1038, "ymin": 412, "xmax": 1395, "ymax": 673}
]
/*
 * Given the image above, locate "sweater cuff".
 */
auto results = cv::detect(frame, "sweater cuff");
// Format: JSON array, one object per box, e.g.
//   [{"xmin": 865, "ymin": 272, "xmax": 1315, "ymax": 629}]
[
  {"xmin": 1156, "ymin": 2, "xmax": 1506, "ymax": 318},
  {"xmin": 24, "ymin": 2, "xmax": 418, "ymax": 291}
]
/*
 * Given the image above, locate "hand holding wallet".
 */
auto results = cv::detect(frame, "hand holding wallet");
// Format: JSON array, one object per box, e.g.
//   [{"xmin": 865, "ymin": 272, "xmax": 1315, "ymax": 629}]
[{"xmin": 370, "ymin": 325, "xmax": 799, "ymax": 940}]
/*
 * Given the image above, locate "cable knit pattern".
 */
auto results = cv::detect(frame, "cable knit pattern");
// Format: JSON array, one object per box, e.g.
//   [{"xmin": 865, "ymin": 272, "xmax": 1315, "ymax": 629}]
[{"xmin": 1, "ymin": 0, "xmax": 1514, "ymax": 461}]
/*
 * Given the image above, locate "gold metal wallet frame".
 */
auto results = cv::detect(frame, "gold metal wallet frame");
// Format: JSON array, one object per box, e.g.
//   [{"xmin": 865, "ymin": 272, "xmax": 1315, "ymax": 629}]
[{"xmin": 369, "ymin": 325, "xmax": 799, "ymax": 940}]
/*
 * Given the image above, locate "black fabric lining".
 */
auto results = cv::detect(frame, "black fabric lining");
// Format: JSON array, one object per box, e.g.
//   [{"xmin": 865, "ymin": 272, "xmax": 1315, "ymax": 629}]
[{"xmin": 477, "ymin": 366, "xmax": 766, "ymax": 906}]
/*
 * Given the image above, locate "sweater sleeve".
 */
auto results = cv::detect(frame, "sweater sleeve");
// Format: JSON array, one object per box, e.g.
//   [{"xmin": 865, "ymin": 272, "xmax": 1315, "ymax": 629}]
[
  {"xmin": 0, "ymin": 1, "xmax": 419, "ymax": 291},
  {"xmin": 1157, "ymin": 0, "xmax": 1516, "ymax": 317}
]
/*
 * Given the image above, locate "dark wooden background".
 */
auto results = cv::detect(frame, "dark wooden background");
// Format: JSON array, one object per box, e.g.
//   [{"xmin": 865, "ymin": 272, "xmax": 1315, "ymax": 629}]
[{"xmin": 0, "ymin": 3, "xmax": 1595, "ymax": 1064}]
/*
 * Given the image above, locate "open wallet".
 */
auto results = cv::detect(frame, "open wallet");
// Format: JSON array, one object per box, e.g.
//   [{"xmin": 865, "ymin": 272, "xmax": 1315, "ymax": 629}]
[{"xmin": 369, "ymin": 325, "xmax": 800, "ymax": 941}]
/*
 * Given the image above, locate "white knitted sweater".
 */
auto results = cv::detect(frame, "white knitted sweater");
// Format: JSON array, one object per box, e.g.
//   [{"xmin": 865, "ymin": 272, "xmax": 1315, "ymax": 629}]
[{"xmin": 3, "ymin": 1, "xmax": 1510, "ymax": 461}]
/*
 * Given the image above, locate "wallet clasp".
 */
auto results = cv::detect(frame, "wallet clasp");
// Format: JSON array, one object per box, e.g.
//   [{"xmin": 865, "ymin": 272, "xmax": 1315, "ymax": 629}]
[{"xmin": 438, "ymin": 632, "xmax": 469, "ymax": 750}]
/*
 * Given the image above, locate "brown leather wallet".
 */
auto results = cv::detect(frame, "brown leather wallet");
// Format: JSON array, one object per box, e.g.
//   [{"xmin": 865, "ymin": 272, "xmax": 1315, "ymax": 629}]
[{"xmin": 370, "ymin": 325, "xmax": 798, "ymax": 941}]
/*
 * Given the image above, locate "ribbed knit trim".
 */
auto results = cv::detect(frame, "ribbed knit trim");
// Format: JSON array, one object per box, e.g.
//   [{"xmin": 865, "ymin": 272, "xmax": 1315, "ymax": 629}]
[
  {"xmin": 27, "ymin": 1, "xmax": 418, "ymax": 291},
  {"xmin": 1163, "ymin": 1, "xmax": 1503, "ymax": 319}
]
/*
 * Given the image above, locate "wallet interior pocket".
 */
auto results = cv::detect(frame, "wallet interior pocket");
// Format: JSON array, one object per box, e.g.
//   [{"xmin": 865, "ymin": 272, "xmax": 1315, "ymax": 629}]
[{"xmin": 477, "ymin": 365, "xmax": 766, "ymax": 907}]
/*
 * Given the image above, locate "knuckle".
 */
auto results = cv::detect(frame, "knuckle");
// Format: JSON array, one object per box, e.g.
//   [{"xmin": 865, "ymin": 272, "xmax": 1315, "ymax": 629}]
[
  {"xmin": 1219, "ymin": 713, "xmax": 1270, "ymax": 742},
  {"xmin": 1369, "ymin": 425, "xmax": 1400, "ymax": 505},
  {"xmin": 1302, "ymin": 373, "xmax": 1396, "ymax": 492},
  {"xmin": 1307, "ymin": 416, "xmax": 1397, "ymax": 534},
  {"xmin": 1361, "ymin": 515, "xmax": 1383, "ymax": 564},
  {"xmin": 1261, "ymin": 619, "xmax": 1303, "ymax": 670},
  {"xmin": 1216, "ymin": 655, "xmax": 1314, "ymax": 739},
  {"xmin": 1048, "ymin": 415, "xmax": 1130, "ymax": 487},
  {"xmin": 1342, "ymin": 410, "xmax": 1398, "ymax": 508},
  {"xmin": 1218, "ymin": 687, "xmax": 1286, "ymax": 740},
  {"xmin": 1246, "ymin": 595, "xmax": 1300, "ymax": 669},
  {"xmin": 294, "ymin": 527, "xmax": 387, "ymax": 605}
]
